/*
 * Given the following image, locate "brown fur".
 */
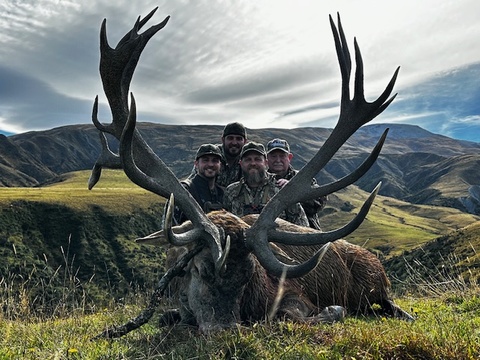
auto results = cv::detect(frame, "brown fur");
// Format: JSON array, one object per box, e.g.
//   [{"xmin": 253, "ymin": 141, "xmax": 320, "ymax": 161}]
[{"xmin": 163, "ymin": 210, "xmax": 412, "ymax": 331}]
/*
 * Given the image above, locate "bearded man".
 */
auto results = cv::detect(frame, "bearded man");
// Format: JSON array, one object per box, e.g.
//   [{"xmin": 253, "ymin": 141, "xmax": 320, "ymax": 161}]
[{"xmin": 223, "ymin": 142, "xmax": 308, "ymax": 226}]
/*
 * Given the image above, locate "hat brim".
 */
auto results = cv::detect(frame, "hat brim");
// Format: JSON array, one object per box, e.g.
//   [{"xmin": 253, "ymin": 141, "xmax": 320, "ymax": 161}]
[
  {"xmin": 196, "ymin": 152, "xmax": 222, "ymax": 159},
  {"xmin": 267, "ymin": 147, "xmax": 289, "ymax": 154},
  {"xmin": 241, "ymin": 149, "xmax": 266, "ymax": 158}
]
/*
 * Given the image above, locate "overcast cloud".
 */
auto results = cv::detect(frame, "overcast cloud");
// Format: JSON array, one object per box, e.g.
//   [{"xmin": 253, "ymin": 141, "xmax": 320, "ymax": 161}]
[{"xmin": 0, "ymin": 0, "xmax": 479, "ymax": 141}]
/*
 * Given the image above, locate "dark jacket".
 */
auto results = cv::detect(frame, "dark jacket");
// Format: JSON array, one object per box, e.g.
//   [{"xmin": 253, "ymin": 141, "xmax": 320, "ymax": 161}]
[{"xmin": 174, "ymin": 174, "xmax": 224, "ymax": 224}]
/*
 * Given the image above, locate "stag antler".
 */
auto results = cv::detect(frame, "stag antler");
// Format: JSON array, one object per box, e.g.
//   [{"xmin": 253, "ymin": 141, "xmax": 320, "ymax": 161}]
[
  {"xmin": 89, "ymin": 8, "xmax": 226, "ymax": 273},
  {"xmin": 246, "ymin": 13, "xmax": 400, "ymax": 277}
]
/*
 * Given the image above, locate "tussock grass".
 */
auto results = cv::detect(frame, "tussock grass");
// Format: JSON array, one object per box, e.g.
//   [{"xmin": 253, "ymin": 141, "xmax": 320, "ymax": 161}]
[
  {"xmin": 1, "ymin": 294, "xmax": 479, "ymax": 359},
  {"xmin": 1, "ymin": 246, "xmax": 480, "ymax": 359}
]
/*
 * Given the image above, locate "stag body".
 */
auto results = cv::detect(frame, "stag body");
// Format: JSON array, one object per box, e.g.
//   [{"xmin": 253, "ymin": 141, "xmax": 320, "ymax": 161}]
[{"xmin": 158, "ymin": 210, "xmax": 411, "ymax": 332}]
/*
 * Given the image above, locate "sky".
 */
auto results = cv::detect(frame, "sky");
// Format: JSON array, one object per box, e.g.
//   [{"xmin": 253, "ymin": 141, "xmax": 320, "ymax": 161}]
[{"xmin": 1, "ymin": 0, "xmax": 479, "ymax": 142}]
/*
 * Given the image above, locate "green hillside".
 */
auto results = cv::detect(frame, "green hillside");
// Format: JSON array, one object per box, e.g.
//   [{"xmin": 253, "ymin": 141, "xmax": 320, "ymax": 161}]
[
  {"xmin": 0, "ymin": 169, "xmax": 164, "ymax": 213},
  {"xmin": 1, "ymin": 169, "xmax": 479, "ymax": 315},
  {"xmin": 319, "ymin": 185, "xmax": 479, "ymax": 256},
  {"xmin": 0, "ymin": 170, "xmax": 166, "ymax": 313}
]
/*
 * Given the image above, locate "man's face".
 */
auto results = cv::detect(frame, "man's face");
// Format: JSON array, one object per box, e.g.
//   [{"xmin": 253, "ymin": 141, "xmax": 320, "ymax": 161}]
[
  {"xmin": 195, "ymin": 155, "xmax": 222, "ymax": 179},
  {"xmin": 222, "ymin": 135, "xmax": 246, "ymax": 158},
  {"xmin": 240, "ymin": 152, "xmax": 267, "ymax": 184},
  {"xmin": 267, "ymin": 150, "xmax": 292, "ymax": 176}
]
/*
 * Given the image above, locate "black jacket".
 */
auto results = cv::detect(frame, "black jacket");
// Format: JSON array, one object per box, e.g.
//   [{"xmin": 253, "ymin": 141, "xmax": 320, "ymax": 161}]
[{"xmin": 174, "ymin": 174, "xmax": 224, "ymax": 224}]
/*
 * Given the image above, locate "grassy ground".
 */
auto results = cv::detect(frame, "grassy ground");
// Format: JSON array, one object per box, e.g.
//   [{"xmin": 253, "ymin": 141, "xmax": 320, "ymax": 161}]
[
  {"xmin": 1, "ymin": 170, "xmax": 480, "ymax": 358},
  {"xmin": 1, "ymin": 291, "xmax": 479, "ymax": 359},
  {"xmin": 2, "ymin": 169, "xmax": 477, "ymax": 257}
]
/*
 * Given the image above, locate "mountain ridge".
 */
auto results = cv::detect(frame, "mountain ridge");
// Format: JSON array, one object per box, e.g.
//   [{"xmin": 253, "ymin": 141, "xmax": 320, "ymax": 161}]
[{"xmin": 1, "ymin": 122, "xmax": 480, "ymax": 215}]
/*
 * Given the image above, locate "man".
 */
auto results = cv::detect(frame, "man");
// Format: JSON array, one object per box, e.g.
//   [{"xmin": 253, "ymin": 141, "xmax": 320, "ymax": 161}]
[
  {"xmin": 217, "ymin": 122, "xmax": 248, "ymax": 188},
  {"xmin": 188, "ymin": 122, "xmax": 247, "ymax": 189},
  {"xmin": 224, "ymin": 142, "xmax": 308, "ymax": 226},
  {"xmin": 175, "ymin": 143, "xmax": 224, "ymax": 224},
  {"xmin": 266, "ymin": 138, "xmax": 327, "ymax": 230}
]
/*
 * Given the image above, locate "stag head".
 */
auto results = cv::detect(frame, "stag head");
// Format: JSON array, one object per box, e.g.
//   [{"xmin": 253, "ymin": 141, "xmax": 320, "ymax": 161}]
[{"xmin": 90, "ymin": 8, "xmax": 399, "ymax": 332}]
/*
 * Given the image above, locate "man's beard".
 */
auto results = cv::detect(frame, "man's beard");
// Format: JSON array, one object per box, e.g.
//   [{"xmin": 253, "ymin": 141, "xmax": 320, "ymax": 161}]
[
  {"xmin": 224, "ymin": 145, "xmax": 241, "ymax": 158},
  {"xmin": 243, "ymin": 167, "xmax": 265, "ymax": 184}
]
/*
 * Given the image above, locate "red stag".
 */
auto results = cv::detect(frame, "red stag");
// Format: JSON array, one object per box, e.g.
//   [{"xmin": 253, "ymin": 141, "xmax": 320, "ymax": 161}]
[{"xmin": 89, "ymin": 8, "xmax": 413, "ymax": 337}]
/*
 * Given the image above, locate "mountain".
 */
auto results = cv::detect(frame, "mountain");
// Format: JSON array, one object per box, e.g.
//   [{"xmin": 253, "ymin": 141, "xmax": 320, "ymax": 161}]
[{"xmin": 2, "ymin": 122, "xmax": 480, "ymax": 215}]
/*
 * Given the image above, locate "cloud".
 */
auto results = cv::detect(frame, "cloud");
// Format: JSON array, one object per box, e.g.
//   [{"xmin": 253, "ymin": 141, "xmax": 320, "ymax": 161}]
[
  {"xmin": 0, "ymin": 65, "xmax": 93, "ymax": 133},
  {"xmin": 0, "ymin": 0, "xmax": 479, "ymax": 142}
]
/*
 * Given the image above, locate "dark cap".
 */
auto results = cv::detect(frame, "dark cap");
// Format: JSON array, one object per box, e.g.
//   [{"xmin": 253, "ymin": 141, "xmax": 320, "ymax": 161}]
[
  {"xmin": 240, "ymin": 141, "xmax": 266, "ymax": 158},
  {"xmin": 222, "ymin": 122, "xmax": 247, "ymax": 138},
  {"xmin": 266, "ymin": 138, "xmax": 290, "ymax": 154},
  {"xmin": 195, "ymin": 144, "xmax": 223, "ymax": 160}
]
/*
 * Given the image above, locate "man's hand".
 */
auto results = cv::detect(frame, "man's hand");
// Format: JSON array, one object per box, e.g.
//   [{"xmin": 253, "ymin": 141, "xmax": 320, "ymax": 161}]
[{"xmin": 276, "ymin": 178, "xmax": 289, "ymax": 188}]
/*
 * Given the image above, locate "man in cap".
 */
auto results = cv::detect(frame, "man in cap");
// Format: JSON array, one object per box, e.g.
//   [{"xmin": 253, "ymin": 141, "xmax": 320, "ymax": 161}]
[
  {"xmin": 266, "ymin": 138, "xmax": 327, "ymax": 230},
  {"xmin": 224, "ymin": 141, "xmax": 308, "ymax": 226},
  {"xmin": 175, "ymin": 143, "xmax": 224, "ymax": 224},
  {"xmin": 188, "ymin": 122, "xmax": 248, "ymax": 189}
]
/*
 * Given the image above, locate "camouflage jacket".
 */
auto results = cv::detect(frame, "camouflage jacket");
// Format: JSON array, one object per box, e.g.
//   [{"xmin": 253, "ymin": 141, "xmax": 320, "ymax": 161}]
[
  {"xmin": 278, "ymin": 166, "xmax": 327, "ymax": 230},
  {"xmin": 188, "ymin": 144, "xmax": 242, "ymax": 189},
  {"xmin": 224, "ymin": 173, "xmax": 309, "ymax": 226}
]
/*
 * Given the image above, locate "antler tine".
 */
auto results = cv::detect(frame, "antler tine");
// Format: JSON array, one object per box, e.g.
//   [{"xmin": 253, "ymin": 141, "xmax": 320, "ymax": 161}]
[
  {"xmin": 117, "ymin": 7, "xmax": 161, "ymax": 45},
  {"xmin": 91, "ymin": 95, "xmax": 111, "ymax": 133},
  {"xmin": 89, "ymin": 96, "xmax": 122, "ymax": 190},
  {"xmin": 298, "ymin": 128, "xmax": 388, "ymax": 203},
  {"xmin": 163, "ymin": 194, "xmax": 205, "ymax": 246},
  {"xmin": 268, "ymin": 182, "xmax": 381, "ymax": 245},
  {"xmin": 330, "ymin": 13, "xmax": 351, "ymax": 99},
  {"xmin": 87, "ymin": 131, "xmax": 121, "ymax": 190},
  {"xmin": 246, "ymin": 14, "xmax": 398, "ymax": 278}
]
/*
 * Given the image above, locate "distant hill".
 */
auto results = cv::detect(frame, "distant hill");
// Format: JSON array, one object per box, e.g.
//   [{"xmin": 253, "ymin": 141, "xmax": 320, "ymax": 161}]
[{"xmin": 2, "ymin": 122, "xmax": 480, "ymax": 215}]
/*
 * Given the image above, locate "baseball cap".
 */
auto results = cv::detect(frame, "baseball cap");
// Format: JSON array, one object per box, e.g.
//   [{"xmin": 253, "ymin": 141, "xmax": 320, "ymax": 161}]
[
  {"xmin": 195, "ymin": 144, "xmax": 223, "ymax": 160},
  {"xmin": 240, "ymin": 141, "xmax": 266, "ymax": 158},
  {"xmin": 222, "ymin": 122, "xmax": 247, "ymax": 138},
  {"xmin": 266, "ymin": 138, "xmax": 290, "ymax": 154}
]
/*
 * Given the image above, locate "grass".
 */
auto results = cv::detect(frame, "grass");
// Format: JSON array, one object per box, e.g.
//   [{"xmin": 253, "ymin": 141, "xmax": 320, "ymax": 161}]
[
  {"xmin": 1, "ymin": 170, "xmax": 477, "ymax": 257},
  {"xmin": 1, "ymin": 292, "xmax": 479, "ymax": 359},
  {"xmin": 321, "ymin": 186, "xmax": 480, "ymax": 257},
  {"xmin": 1, "ymin": 171, "xmax": 480, "ymax": 358},
  {"xmin": 0, "ymin": 170, "xmax": 163, "ymax": 214},
  {"xmin": 1, "ymin": 220, "xmax": 479, "ymax": 358}
]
